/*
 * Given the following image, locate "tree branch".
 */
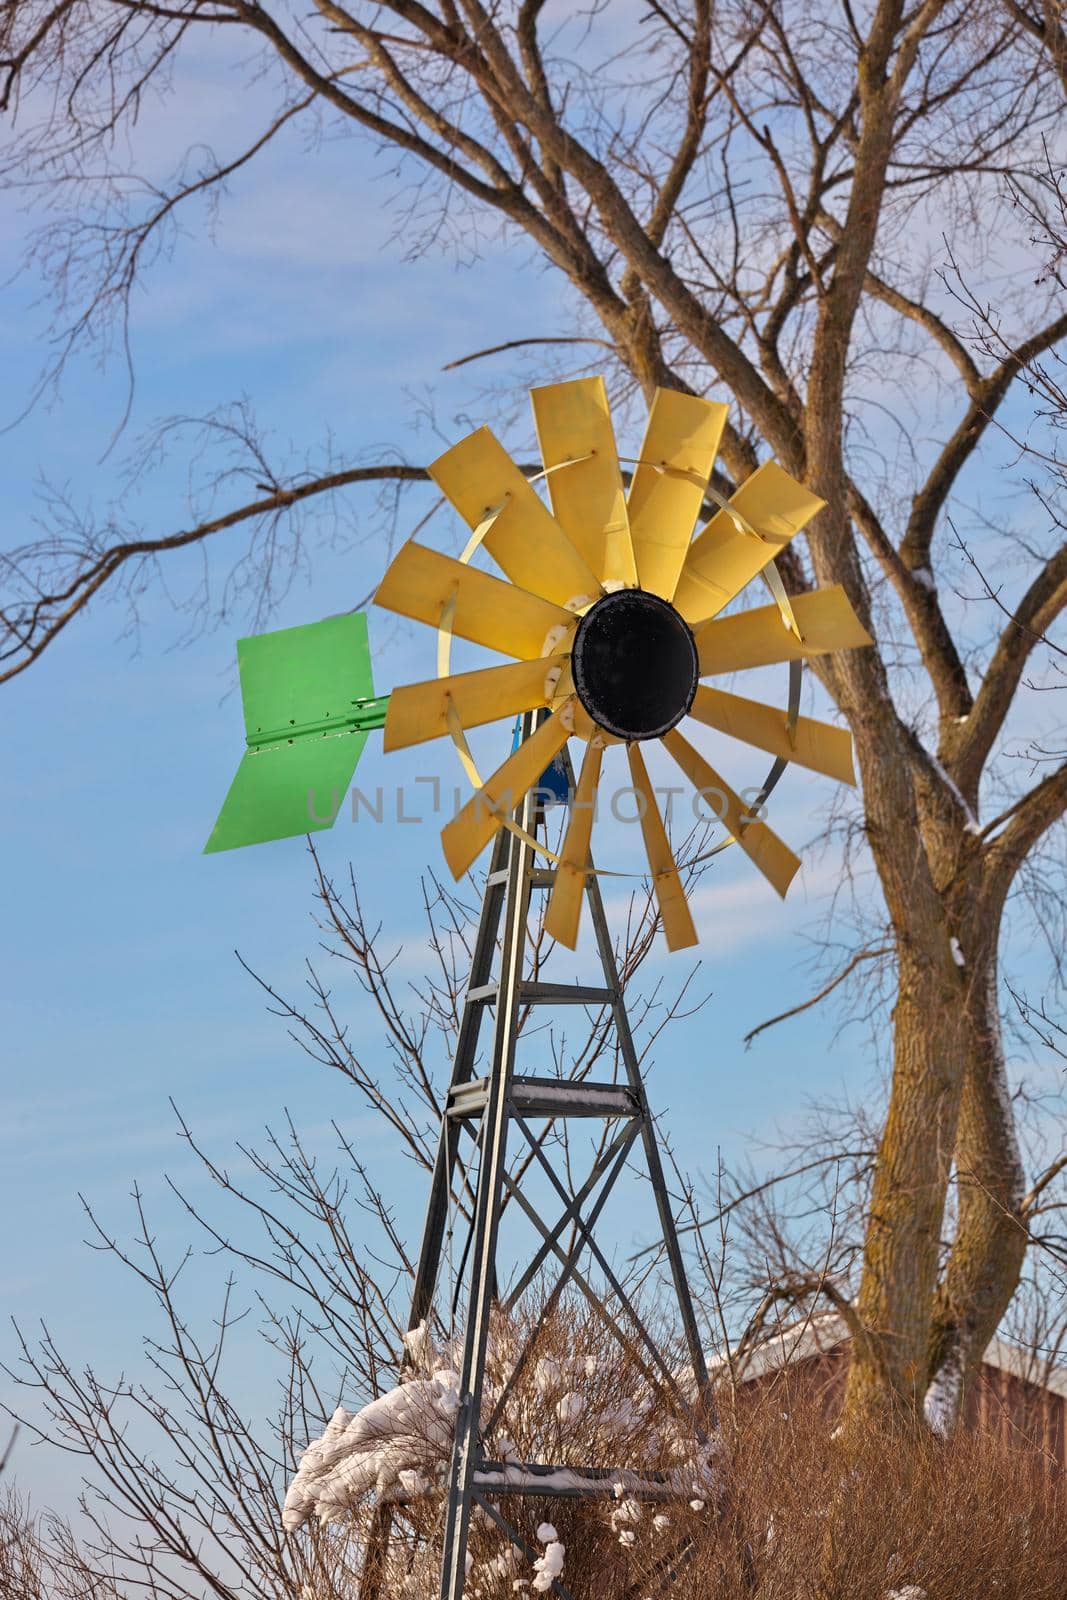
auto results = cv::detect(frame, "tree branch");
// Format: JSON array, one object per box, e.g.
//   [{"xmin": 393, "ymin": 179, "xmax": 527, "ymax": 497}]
[
  {"xmin": 1022, "ymin": 1152, "xmax": 1067, "ymax": 1218},
  {"xmin": 441, "ymin": 333, "xmax": 612, "ymax": 371},
  {"xmin": 900, "ymin": 307, "xmax": 1067, "ymax": 572},
  {"xmin": 1002, "ymin": 0, "xmax": 1067, "ymax": 96},
  {"xmin": 981, "ymin": 760, "xmax": 1067, "ymax": 916},
  {"xmin": 0, "ymin": 463, "xmax": 431, "ymax": 686},
  {"xmin": 949, "ymin": 530, "xmax": 1067, "ymax": 794},
  {"xmin": 742, "ymin": 946, "xmax": 892, "ymax": 1048}
]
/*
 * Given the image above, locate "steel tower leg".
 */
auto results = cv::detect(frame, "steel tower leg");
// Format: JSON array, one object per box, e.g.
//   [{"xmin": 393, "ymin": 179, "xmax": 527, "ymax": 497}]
[
  {"xmin": 406, "ymin": 822, "xmax": 511, "ymax": 1347},
  {"xmin": 438, "ymin": 730, "xmax": 539, "ymax": 1600}
]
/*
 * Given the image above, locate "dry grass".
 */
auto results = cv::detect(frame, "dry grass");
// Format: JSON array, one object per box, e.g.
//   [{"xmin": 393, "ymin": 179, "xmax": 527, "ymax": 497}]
[{"xmin": 674, "ymin": 1383, "xmax": 1067, "ymax": 1600}]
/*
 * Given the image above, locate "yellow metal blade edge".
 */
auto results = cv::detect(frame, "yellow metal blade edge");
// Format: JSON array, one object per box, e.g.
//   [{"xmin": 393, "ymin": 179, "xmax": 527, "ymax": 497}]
[
  {"xmin": 690, "ymin": 685, "xmax": 856, "ymax": 786},
  {"xmin": 531, "ymin": 376, "xmax": 638, "ymax": 589},
  {"xmin": 375, "ymin": 541, "xmax": 573, "ymax": 661},
  {"xmin": 440, "ymin": 704, "xmax": 574, "ymax": 879},
  {"xmin": 428, "ymin": 426, "xmax": 601, "ymax": 612},
  {"xmin": 626, "ymin": 744, "xmax": 698, "ymax": 951},
  {"xmin": 543, "ymin": 738, "xmax": 605, "ymax": 949},
  {"xmin": 662, "ymin": 728, "xmax": 800, "ymax": 898},
  {"xmin": 383, "ymin": 655, "xmax": 564, "ymax": 752},
  {"xmin": 673, "ymin": 460, "xmax": 826, "ymax": 624},
  {"xmin": 629, "ymin": 390, "xmax": 728, "ymax": 602},
  {"xmin": 694, "ymin": 586, "xmax": 873, "ymax": 675}
]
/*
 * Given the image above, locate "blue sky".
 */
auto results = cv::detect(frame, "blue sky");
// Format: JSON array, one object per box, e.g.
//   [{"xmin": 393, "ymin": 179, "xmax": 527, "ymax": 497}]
[{"xmin": 1, "ymin": 32, "xmax": 1061, "ymax": 1519}]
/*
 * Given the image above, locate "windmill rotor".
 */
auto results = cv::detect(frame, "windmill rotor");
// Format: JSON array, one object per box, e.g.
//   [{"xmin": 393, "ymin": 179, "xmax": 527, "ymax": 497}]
[{"xmin": 374, "ymin": 376, "xmax": 873, "ymax": 951}]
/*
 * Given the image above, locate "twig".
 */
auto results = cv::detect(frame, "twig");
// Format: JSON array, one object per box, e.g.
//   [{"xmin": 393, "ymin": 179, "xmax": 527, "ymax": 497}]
[
  {"xmin": 442, "ymin": 335, "xmax": 612, "ymax": 371},
  {"xmin": 742, "ymin": 947, "xmax": 891, "ymax": 1047}
]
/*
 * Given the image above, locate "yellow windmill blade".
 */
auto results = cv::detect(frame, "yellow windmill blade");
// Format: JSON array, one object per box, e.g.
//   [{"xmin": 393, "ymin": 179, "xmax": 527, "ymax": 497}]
[
  {"xmin": 441, "ymin": 704, "xmax": 574, "ymax": 879},
  {"xmin": 628, "ymin": 390, "xmax": 728, "ymax": 602},
  {"xmin": 543, "ymin": 737, "xmax": 604, "ymax": 949},
  {"xmin": 531, "ymin": 376, "xmax": 637, "ymax": 589},
  {"xmin": 383, "ymin": 656, "xmax": 568, "ymax": 752},
  {"xmin": 694, "ymin": 586, "xmax": 872, "ymax": 676},
  {"xmin": 627, "ymin": 744, "xmax": 698, "ymax": 952},
  {"xmin": 689, "ymin": 685, "xmax": 856, "ymax": 786},
  {"xmin": 672, "ymin": 461, "xmax": 826, "ymax": 624},
  {"xmin": 375, "ymin": 542, "xmax": 574, "ymax": 660},
  {"xmin": 428, "ymin": 427, "xmax": 601, "ymax": 612},
  {"xmin": 662, "ymin": 728, "xmax": 800, "ymax": 898}
]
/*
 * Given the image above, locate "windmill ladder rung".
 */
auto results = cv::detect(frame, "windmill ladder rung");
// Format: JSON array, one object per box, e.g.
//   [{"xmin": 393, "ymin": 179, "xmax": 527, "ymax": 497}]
[
  {"xmin": 525, "ymin": 981, "xmax": 615, "ymax": 1005},
  {"xmin": 446, "ymin": 1076, "xmax": 637, "ymax": 1120},
  {"xmin": 486, "ymin": 867, "xmax": 555, "ymax": 889},
  {"xmin": 465, "ymin": 981, "xmax": 615, "ymax": 1006},
  {"xmin": 473, "ymin": 1460, "xmax": 676, "ymax": 1500}
]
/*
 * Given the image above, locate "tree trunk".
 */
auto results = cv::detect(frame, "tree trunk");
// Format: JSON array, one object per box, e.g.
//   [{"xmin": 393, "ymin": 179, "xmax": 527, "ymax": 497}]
[
  {"xmin": 843, "ymin": 937, "xmax": 970, "ymax": 1421},
  {"xmin": 924, "ymin": 937, "xmax": 1028, "ymax": 1430}
]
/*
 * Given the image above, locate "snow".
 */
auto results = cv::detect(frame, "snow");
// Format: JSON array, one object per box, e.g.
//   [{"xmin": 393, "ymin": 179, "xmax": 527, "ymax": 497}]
[
  {"xmin": 478, "ymin": 1546, "xmax": 518, "ymax": 1584},
  {"xmin": 911, "ymin": 566, "xmax": 936, "ymax": 592},
  {"xmin": 949, "ymin": 936, "xmax": 966, "ymax": 968},
  {"xmin": 534, "ymin": 1358, "xmax": 561, "ymax": 1393},
  {"xmin": 519, "ymin": 1083, "xmax": 629, "ymax": 1109},
  {"xmin": 402, "ymin": 1320, "xmax": 436, "ymax": 1370},
  {"xmin": 981, "ymin": 965, "xmax": 1025, "ymax": 1208},
  {"xmin": 886, "ymin": 1589, "xmax": 927, "ymax": 1600},
  {"xmin": 609, "ymin": 1493, "xmax": 643, "ymax": 1546},
  {"xmin": 924, "ymin": 751, "xmax": 980, "ymax": 832},
  {"xmin": 555, "ymin": 1392, "xmax": 585, "ymax": 1424},
  {"xmin": 923, "ymin": 1338, "xmax": 965, "ymax": 1437},
  {"xmin": 474, "ymin": 1462, "xmax": 679, "ymax": 1496},
  {"xmin": 282, "ymin": 1368, "xmax": 462, "ymax": 1530},
  {"xmin": 531, "ymin": 1535, "xmax": 565, "ymax": 1593},
  {"xmin": 535, "ymin": 1523, "xmax": 557, "ymax": 1545},
  {"xmin": 610, "ymin": 1493, "xmax": 644, "ymax": 1547}
]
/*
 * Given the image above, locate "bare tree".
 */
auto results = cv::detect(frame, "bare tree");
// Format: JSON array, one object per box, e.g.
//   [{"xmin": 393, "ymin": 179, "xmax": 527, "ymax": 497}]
[{"xmin": 1, "ymin": 1, "xmax": 1065, "ymax": 1432}]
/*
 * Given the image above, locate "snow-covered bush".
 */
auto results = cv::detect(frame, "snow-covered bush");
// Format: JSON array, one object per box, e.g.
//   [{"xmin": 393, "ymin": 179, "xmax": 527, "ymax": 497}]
[{"xmin": 282, "ymin": 1299, "xmax": 716, "ymax": 1597}]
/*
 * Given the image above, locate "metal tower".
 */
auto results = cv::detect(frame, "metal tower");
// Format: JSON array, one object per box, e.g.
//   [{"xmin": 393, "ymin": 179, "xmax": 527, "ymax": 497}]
[{"xmin": 380, "ymin": 724, "xmax": 712, "ymax": 1600}]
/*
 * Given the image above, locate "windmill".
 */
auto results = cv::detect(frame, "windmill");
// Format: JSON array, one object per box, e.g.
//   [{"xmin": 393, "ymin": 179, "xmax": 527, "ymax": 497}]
[{"xmin": 207, "ymin": 378, "xmax": 872, "ymax": 1599}]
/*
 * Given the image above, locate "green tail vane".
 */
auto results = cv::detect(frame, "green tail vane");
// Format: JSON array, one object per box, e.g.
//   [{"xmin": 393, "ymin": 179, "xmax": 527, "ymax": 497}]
[{"xmin": 205, "ymin": 612, "xmax": 389, "ymax": 854}]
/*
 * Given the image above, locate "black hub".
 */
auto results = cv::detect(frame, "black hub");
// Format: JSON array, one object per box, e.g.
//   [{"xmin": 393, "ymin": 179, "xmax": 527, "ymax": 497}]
[{"xmin": 571, "ymin": 588, "xmax": 698, "ymax": 742}]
